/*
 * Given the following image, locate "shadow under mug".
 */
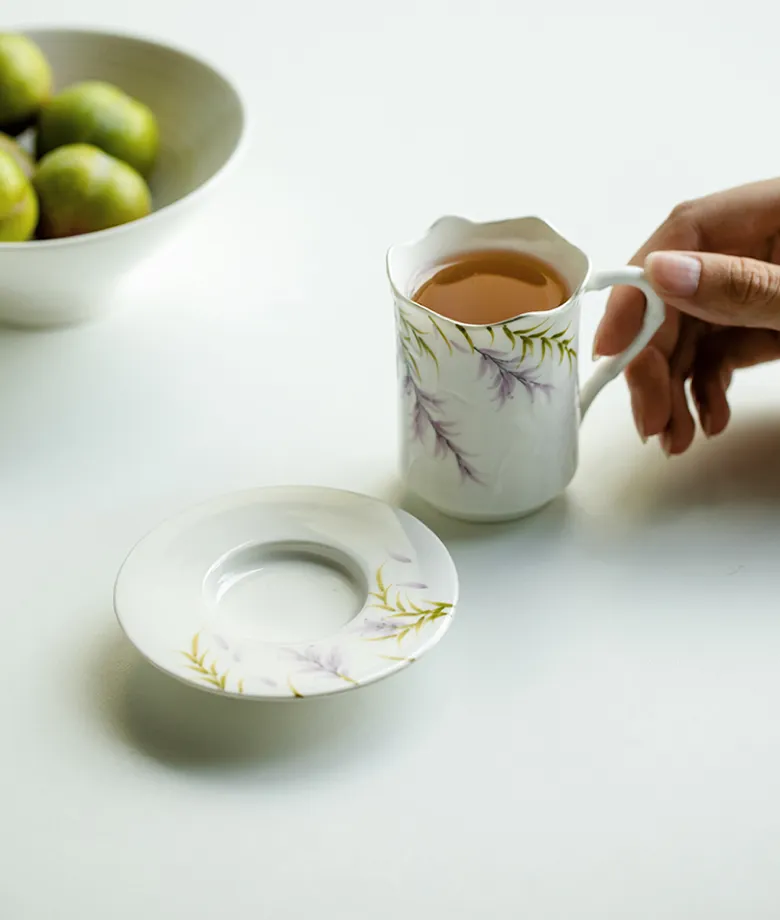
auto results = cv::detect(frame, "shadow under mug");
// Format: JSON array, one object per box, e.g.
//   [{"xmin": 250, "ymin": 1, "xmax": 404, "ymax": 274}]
[{"xmin": 386, "ymin": 215, "xmax": 665, "ymax": 522}]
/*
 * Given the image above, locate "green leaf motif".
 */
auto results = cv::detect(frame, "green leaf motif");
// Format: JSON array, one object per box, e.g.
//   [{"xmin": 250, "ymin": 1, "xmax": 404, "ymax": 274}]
[
  {"xmin": 178, "ymin": 633, "xmax": 244, "ymax": 694},
  {"xmin": 398, "ymin": 309, "xmax": 444, "ymax": 380},
  {"xmin": 363, "ymin": 565, "xmax": 454, "ymax": 645},
  {"xmin": 429, "ymin": 316, "xmax": 453, "ymax": 354},
  {"xmin": 455, "ymin": 324, "xmax": 476, "ymax": 352},
  {"xmin": 505, "ymin": 321, "xmax": 576, "ymax": 371}
]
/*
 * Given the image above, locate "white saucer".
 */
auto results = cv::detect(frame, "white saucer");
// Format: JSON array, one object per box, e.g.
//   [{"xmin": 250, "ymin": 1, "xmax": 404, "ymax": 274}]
[{"xmin": 114, "ymin": 486, "xmax": 459, "ymax": 699}]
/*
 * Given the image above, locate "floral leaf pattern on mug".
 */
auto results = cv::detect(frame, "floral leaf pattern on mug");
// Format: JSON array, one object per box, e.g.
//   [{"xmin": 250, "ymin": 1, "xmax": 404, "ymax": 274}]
[
  {"xmin": 475, "ymin": 348, "xmax": 553, "ymax": 407},
  {"xmin": 506, "ymin": 320, "xmax": 577, "ymax": 370},
  {"xmin": 363, "ymin": 563, "xmax": 453, "ymax": 645},
  {"xmin": 398, "ymin": 309, "xmax": 481, "ymax": 482},
  {"xmin": 179, "ymin": 632, "xmax": 245, "ymax": 693},
  {"xmin": 454, "ymin": 324, "xmax": 476, "ymax": 352},
  {"xmin": 398, "ymin": 310, "xmax": 440, "ymax": 373}
]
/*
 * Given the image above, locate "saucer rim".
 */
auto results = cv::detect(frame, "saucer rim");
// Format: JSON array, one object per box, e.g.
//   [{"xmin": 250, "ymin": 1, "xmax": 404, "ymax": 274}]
[{"xmin": 113, "ymin": 485, "xmax": 459, "ymax": 701}]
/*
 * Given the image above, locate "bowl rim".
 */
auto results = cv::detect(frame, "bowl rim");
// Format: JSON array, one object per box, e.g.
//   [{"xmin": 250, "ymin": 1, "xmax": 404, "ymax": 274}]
[{"xmin": 0, "ymin": 24, "xmax": 248, "ymax": 251}]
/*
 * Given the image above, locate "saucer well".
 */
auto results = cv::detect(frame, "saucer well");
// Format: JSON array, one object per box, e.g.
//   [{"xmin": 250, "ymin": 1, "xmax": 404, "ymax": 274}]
[{"xmin": 114, "ymin": 486, "xmax": 458, "ymax": 699}]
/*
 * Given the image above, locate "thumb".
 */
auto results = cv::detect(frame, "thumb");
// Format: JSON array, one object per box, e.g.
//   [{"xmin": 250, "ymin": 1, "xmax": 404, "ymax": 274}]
[{"xmin": 645, "ymin": 250, "xmax": 780, "ymax": 330}]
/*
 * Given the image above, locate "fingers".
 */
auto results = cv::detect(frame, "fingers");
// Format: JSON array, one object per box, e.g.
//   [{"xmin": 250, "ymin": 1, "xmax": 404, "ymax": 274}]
[
  {"xmin": 645, "ymin": 251, "xmax": 780, "ymax": 330},
  {"xmin": 624, "ymin": 346, "xmax": 671, "ymax": 439},
  {"xmin": 679, "ymin": 178, "xmax": 780, "ymax": 251},
  {"xmin": 594, "ymin": 285, "xmax": 648, "ymax": 357},
  {"xmin": 659, "ymin": 324, "xmax": 699, "ymax": 455},
  {"xmin": 595, "ymin": 176, "xmax": 780, "ymax": 354},
  {"xmin": 594, "ymin": 211, "xmax": 699, "ymax": 358},
  {"xmin": 661, "ymin": 372, "xmax": 696, "ymax": 456},
  {"xmin": 691, "ymin": 328, "xmax": 780, "ymax": 437},
  {"xmin": 692, "ymin": 365, "xmax": 731, "ymax": 439},
  {"xmin": 618, "ymin": 313, "xmax": 701, "ymax": 450}
]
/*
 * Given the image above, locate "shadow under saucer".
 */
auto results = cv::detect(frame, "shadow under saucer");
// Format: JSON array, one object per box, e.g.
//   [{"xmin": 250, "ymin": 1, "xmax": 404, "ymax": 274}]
[{"xmin": 87, "ymin": 625, "xmax": 448, "ymax": 780}]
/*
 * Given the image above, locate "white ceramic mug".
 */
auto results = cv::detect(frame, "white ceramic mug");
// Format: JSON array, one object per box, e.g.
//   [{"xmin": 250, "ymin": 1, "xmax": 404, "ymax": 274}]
[{"xmin": 386, "ymin": 216, "xmax": 665, "ymax": 522}]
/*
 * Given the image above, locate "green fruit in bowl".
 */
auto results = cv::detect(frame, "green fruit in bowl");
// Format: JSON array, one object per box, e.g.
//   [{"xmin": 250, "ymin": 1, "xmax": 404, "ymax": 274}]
[
  {"xmin": 34, "ymin": 143, "xmax": 151, "ymax": 239},
  {"xmin": 0, "ymin": 34, "xmax": 52, "ymax": 135},
  {"xmin": 38, "ymin": 81, "xmax": 159, "ymax": 176},
  {"xmin": 0, "ymin": 131, "xmax": 34, "ymax": 178},
  {"xmin": 0, "ymin": 148, "xmax": 38, "ymax": 241}
]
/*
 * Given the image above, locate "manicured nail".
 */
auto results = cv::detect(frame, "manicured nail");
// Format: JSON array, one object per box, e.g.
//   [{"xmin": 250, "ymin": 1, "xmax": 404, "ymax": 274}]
[
  {"xmin": 660, "ymin": 431, "xmax": 673, "ymax": 456},
  {"xmin": 646, "ymin": 251, "xmax": 702, "ymax": 297}
]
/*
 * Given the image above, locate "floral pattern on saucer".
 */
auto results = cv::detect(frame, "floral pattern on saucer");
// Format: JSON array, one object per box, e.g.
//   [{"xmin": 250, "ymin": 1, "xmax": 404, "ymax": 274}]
[
  {"xmin": 361, "ymin": 564, "xmax": 452, "ymax": 644},
  {"xmin": 180, "ymin": 632, "xmax": 245, "ymax": 694},
  {"xmin": 115, "ymin": 486, "xmax": 458, "ymax": 701},
  {"xmin": 175, "ymin": 555, "xmax": 455, "ymax": 699}
]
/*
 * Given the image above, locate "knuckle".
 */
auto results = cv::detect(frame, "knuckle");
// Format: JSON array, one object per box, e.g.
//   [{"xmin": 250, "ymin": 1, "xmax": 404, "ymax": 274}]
[
  {"xmin": 724, "ymin": 258, "xmax": 780, "ymax": 307},
  {"xmin": 660, "ymin": 200, "xmax": 702, "ymax": 248},
  {"xmin": 668, "ymin": 200, "xmax": 696, "ymax": 223}
]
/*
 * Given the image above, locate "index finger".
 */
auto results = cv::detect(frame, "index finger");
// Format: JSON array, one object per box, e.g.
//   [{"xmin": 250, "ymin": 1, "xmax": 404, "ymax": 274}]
[{"xmin": 593, "ymin": 212, "xmax": 698, "ymax": 358}]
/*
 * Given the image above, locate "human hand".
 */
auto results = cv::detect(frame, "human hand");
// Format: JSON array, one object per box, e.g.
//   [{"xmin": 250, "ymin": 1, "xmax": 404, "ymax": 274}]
[{"xmin": 593, "ymin": 179, "xmax": 780, "ymax": 454}]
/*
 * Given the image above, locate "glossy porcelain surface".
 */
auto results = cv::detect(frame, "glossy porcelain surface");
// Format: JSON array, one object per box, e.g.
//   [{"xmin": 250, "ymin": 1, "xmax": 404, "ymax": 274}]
[
  {"xmin": 0, "ymin": 28, "xmax": 245, "ymax": 327},
  {"xmin": 387, "ymin": 216, "xmax": 665, "ymax": 521},
  {"xmin": 114, "ymin": 486, "xmax": 459, "ymax": 699}
]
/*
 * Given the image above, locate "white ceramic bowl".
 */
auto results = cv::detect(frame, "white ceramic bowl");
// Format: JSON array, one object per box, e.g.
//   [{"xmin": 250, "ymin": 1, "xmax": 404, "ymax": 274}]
[{"xmin": 0, "ymin": 28, "xmax": 246, "ymax": 327}]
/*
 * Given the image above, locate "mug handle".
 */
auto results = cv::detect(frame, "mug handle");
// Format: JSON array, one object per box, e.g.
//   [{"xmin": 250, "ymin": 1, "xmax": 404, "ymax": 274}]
[{"xmin": 579, "ymin": 266, "xmax": 666, "ymax": 419}]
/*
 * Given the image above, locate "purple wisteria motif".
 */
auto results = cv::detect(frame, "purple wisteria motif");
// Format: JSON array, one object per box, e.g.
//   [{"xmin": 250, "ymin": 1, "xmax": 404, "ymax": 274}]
[
  {"xmin": 387, "ymin": 550, "xmax": 412, "ymax": 564},
  {"xmin": 211, "ymin": 632, "xmax": 243, "ymax": 662},
  {"xmin": 397, "ymin": 309, "xmax": 481, "ymax": 483},
  {"xmin": 397, "ymin": 308, "xmax": 567, "ymax": 480},
  {"xmin": 402, "ymin": 372, "xmax": 481, "ymax": 482},
  {"xmin": 474, "ymin": 347, "xmax": 553, "ymax": 407},
  {"xmin": 286, "ymin": 646, "xmax": 357, "ymax": 685}
]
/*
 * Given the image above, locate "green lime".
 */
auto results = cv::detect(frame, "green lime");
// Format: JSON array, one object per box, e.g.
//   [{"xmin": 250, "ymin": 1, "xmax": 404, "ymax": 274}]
[
  {"xmin": 0, "ymin": 34, "xmax": 52, "ymax": 135},
  {"xmin": 34, "ymin": 143, "xmax": 151, "ymax": 239},
  {"xmin": 0, "ymin": 131, "xmax": 34, "ymax": 178},
  {"xmin": 0, "ymin": 147, "xmax": 38, "ymax": 241},
  {"xmin": 38, "ymin": 81, "xmax": 159, "ymax": 176}
]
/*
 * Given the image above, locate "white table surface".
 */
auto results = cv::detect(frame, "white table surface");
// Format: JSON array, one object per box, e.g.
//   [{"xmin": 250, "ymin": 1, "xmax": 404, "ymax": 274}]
[{"xmin": 3, "ymin": 2, "xmax": 780, "ymax": 917}]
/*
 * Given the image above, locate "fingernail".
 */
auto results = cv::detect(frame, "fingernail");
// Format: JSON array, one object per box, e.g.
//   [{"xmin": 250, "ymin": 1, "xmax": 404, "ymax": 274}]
[
  {"xmin": 630, "ymin": 393, "xmax": 647, "ymax": 443},
  {"xmin": 660, "ymin": 431, "xmax": 673, "ymax": 456},
  {"xmin": 592, "ymin": 343, "xmax": 601, "ymax": 360},
  {"xmin": 646, "ymin": 252, "xmax": 702, "ymax": 297},
  {"xmin": 700, "ymin": 409, "xmax": 713, "ymax": 438}
]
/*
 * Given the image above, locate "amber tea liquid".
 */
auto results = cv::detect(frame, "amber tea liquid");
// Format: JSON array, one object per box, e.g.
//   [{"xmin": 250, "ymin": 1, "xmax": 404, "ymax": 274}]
[{"xmin": 412, "ymin": 249, "xmax": 569, "ymax": 324}]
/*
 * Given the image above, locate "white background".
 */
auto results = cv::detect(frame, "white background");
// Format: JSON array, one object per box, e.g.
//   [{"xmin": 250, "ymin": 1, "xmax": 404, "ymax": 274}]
[{"xmin": 2, "ymin": 1, "xmax": 780, "ymax": 917}]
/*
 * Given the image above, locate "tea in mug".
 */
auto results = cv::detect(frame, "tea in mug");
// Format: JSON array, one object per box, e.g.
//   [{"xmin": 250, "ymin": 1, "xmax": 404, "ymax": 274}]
[{"xmin": 412, "ymin": 248, "xmax": 569, "ymax": 325}]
